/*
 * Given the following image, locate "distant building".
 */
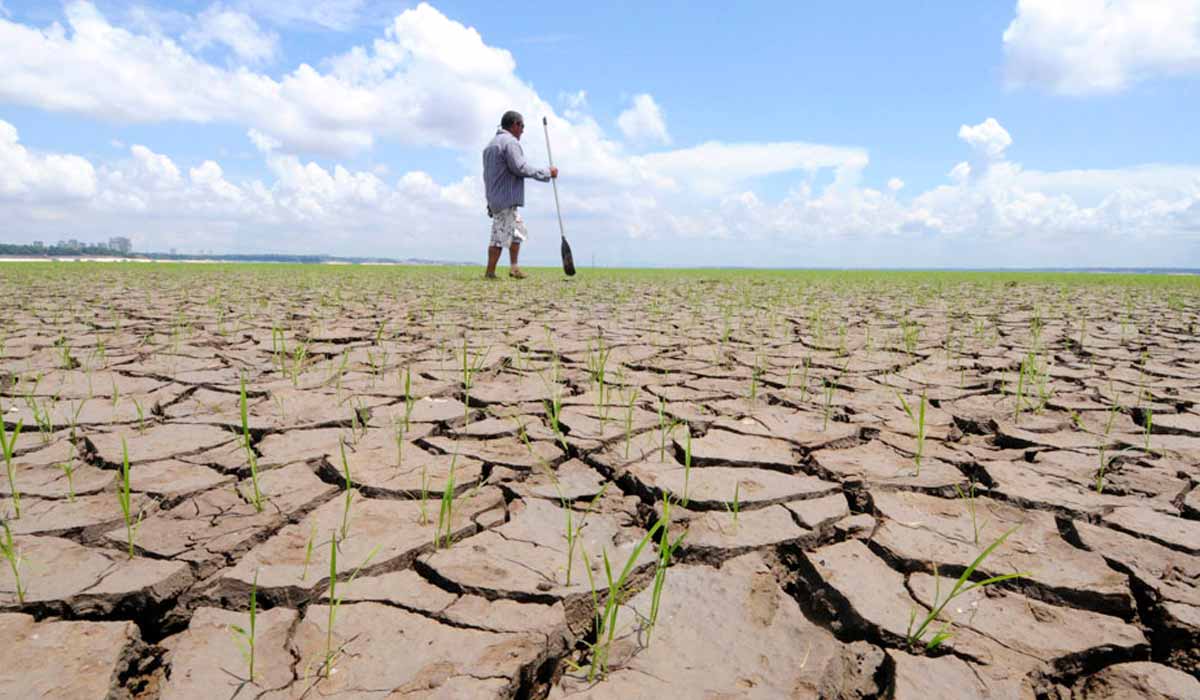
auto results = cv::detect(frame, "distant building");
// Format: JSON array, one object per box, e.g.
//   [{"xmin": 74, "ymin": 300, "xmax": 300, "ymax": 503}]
[{"xmin": 108, "ymin": 236, "xmax": 132, "ymax": 254}]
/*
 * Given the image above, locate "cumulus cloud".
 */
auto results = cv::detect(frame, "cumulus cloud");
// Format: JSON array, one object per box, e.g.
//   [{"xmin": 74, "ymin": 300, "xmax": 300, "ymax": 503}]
[
  {"xmin": 958, "ymin": 118, "xmax": 1012, "ymax": 161},
  {"xmin": 887, "ymin": 178, "xmax": 904, "ymax": 192},
  {"xmin": 617, "ymin": 94, "xmax": 671, "ymax": 146},
  {"xmin": 183, "ymin": 4, "xmax": 279, "ymax": 64},
  {"xmin": 1003, "ymin": 0, "xmax": 1200, "ymax": 94},
  {"xmin": 0, "ymin": 120, "xmax": 97, "ymax": 201},
  {"xmin": 0, "ymin": 2, "xmax": 549, "ymax": 156}
]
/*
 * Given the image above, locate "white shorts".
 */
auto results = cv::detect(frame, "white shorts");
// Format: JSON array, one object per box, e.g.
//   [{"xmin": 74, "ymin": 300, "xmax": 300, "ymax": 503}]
[{"xmin": 489, "ymin": 207, "xmax": 527, "ymax": 248}]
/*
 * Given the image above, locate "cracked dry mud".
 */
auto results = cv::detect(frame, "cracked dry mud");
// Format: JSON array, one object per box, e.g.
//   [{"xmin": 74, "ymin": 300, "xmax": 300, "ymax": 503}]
[{"xmin": 2, "ymin": 265, "xmax": 1199, "ymax": 699}]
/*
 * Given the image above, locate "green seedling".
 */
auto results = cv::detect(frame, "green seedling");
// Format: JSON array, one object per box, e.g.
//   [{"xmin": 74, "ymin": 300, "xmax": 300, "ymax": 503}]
[
  {"xmin": 458, "ymin": 338, "xmax": 490, "ymax": 425},
  {"xmin": 798, "ymin": 357, "xmax": 812, "ymax": 402},
  {"xmin": 896, "ymin": 389, "xmax": 927, "ymax": 474},
  {"xmin": 580, "ymin": 512, "xmax": 673, "ymax": 681},
  {"xmin": 435, "ymin": 451, "xmax": 458, "ymax": 549},
  {"xmin": 403, "ymin": 367, "xmax": 414, "ymax": 430},
  {"xmin": 723, "ymin": 480, "xmax": 742, "ymax": 527},
  {"xmin": 418, "ymin": 464, "xmax": 431, "ymax": 526},
  {"xmin": 587, "ymin": 337, "xmax": 613, "ymax": 428},
  {"xmin": 57, "ymin": 445, "xmax": 77, "ymax": 503},
  {"xmin": 822, "ymin": 378, "xmax": 837, "ymax": 431},
  {"xmin": 301, "ymin": 521, "xmax": 317, "ymax": 581},
  {"xmin": 131, "ymin": 397, "xmax": 146, "ymax": 435},
  {"xmin": 324, "ymin": 350, "xmax": 349, "ymax": 391},
  {"xmin": 622, "ymin": 386, "xmax": 638, "ymax": 458},
  {"xmin": 543, "ymin": 384, "xmax": 570, "ymax": 452},
  {"xmin": 906, "ymin": 526, "xmax": 1028, "ymax": 650},
  {"xmin": 1, "ymin": 519, "xmax": 25, "ymax": 604},
  {"xmin": 118, "ymin": 438, "xmax": 143, "ymax": 559},
  {"xmin": 656, "ymin": 396, "xmax": 672, "ymax": 461},
  {"xmin": 22, "ymin": 395, "xmax": 54, "ymax": 445},
  {"xmin": 322, "ymin": 535, "xmax": 380, "ymax": 678},
  {"xmin": 338, "ymin": 438, "xmax": 354, "ymax": 540},
  {"xmin": 1, "ymin": 420, "xmax": 21, "ymax": 519},
  {"xmin": 229, "ymin": 569, "xmax": 259, "ymax": 682},
  {"xmin": 1013, "ymin": 356, "xmax": 1027, "ymax": 422},
  {"xmin": 682, "ymin": 426, "xmax": 692, "ymax": 507},
  {"xmin": 953, "ymin": 482, "xmax": 987, "ymax": 545},
  {"xmin": 552, "ymin": 474, "xmax": 609, "ymax": 587},
  {"xmin": 646, "ymin": 498, "xmax": 687, "ymax": 646},
  {"xmin": 393, "ymin": 417, "xmax": 405, "ymax": 468},
  {"xmin": 240, "ymin": 377, "xmax": 264, "ymax": 513}
]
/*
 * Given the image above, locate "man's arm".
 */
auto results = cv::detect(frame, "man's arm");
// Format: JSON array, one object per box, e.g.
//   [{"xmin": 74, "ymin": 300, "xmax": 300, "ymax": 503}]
[{"xmin": 504, "ymin": 140, "xmax": 551, "ymax": 182}]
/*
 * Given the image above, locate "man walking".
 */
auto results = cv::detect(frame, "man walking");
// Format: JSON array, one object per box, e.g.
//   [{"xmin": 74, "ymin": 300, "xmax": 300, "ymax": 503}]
[{"xmin": 482, "ymin": 110, "xmax": 558, "ymax": 279}]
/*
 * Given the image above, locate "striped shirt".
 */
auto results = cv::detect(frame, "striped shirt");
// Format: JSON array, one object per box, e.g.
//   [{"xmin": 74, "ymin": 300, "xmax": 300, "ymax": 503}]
[{"xmin": 483, "ymin": 128, "xmax": 550, "ymax": 212}]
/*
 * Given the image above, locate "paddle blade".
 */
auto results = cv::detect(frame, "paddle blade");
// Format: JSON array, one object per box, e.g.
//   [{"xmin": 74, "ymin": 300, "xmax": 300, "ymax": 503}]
[{"xmin": 561, "ymin": 237, "xmax": 576, "ymax": 276}]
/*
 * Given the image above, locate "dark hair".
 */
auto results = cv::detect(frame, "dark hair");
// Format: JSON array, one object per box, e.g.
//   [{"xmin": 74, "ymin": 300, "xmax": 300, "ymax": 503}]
[{"xmin": 501, "ymin": 110, "xmax": 524, "ymax": 129}]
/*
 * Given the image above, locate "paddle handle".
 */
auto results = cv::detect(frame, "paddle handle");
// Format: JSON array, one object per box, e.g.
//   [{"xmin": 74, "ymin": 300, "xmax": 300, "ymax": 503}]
[{"xmin": 543, "ymin": 117, "xmax": 566, "ymax": 240}]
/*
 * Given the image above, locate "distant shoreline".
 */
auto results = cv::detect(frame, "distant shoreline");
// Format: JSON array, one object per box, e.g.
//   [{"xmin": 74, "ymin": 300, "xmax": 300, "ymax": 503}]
[{"xmin": 0, "ymin": 256, "xmax": 1196, "ymax": 274}]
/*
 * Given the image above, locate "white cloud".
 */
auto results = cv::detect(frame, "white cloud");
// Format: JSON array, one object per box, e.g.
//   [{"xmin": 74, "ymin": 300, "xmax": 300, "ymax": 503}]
[
  {"xmin": 240, "ymin": 0, "xmax": 367, "ymax": 31},
  {"xmin": 561, "ymin": 89, "xmax": 588, "ymax": 111},
  {"xmin": 958, "ymin": 118, "xmax": 1012, "ymax": 161},
  {"xmin": 1003, "ymin": 0, "xmax": 1200, "ymax": 95},
  {"xmin": 130, "ymin": 144, "xmax": 182, "ymax": 187},
  {"xmin": 617, "ymin": 94, "xmax": 671, "ymax": 145},
  {"xmin": 952, "ymin": 117, "xmax": 1014, "ymax": 184},
  {"xmin": 0, "ymin": 2, "xmax": 548, "ymax": 156},
  {"xmin": 887, "ymin": 178, "xmax": 904, "ymax": 192},
  {"xmin": 0, "ymin": 120, "xmax": 97, "ymax": 201},
  {"xmin": 247, "ymin": 128, "xmax": 281, "ymax": 153},
  {"xmin": 183, "ymin": 4, "xmax": 279, "ymax": 64},
  {"xmin": 638, "ymin": 141, "xmax": 867, "ymax": 196}
]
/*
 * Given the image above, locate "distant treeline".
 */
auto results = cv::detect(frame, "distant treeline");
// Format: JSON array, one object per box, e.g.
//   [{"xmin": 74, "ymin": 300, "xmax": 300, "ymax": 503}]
[
  {"xmin": 0, "ymin": 243, "xmax": 469, "ymax": 265},
  {"xmin": 0, "ymin": 242, "xmax": 128, "ymax": 256}
]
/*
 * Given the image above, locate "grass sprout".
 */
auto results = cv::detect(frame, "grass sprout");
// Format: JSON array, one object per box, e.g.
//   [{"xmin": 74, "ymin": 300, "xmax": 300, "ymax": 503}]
[
  {"xmin": 321, "ymin": 535, "xmax": 380, "ymax": 678},
  {"xmin": 118, "ymin": 438, "xmax": 143, "ymax": 559},
  {"xmin": 338, "ymin": 438, "xmax": 354, "ymax": 540},
  {"xmin": 723, "ymin": 480, "xmax": 741, "ymax": 528},
  {"xmin": 1, "ymin": 420, "xmax": 22, "ymax": 519},
  {"xmin": 645, "ymin": 498, "xmax": 687, "ymax": 646},
  {"xmin": 240, "ymin": 376, "xmax": 264, "ymax": 513},
  {"xmin": 952, "ymin": 482, "xmax": 987, "ymax": 545},
  {"xmin": 229, "ymin": 569, "xmax": 259, "ymax": 682},
  {"xmin": 435, "ymin": 450, "xmax": 459, "ymax": 549},
  {"xmin": 0, "ymin": 519, "xmax": 24, "ymax": 604},
  {"xmin": 895, "ymin": 389, "xmax": 927, "ymax": 474},
  {"xmin": 905, "ymin": 526, "xmax": 1027, "ymax": 650}
]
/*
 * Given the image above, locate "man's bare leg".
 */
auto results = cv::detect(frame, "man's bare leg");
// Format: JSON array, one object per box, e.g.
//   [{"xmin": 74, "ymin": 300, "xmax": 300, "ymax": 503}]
[
  {"xmin": 485, "ymin": 245, "xmax": 502, "ymax": 278},
  {"xmin": 508, "ymin": 242, "xmax": 525, "ymax": 278}
]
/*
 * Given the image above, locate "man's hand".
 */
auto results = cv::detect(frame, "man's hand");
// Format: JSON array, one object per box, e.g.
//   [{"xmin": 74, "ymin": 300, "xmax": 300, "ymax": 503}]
[{"xmin": 550, "ymin": 167, "xmax": 559, "ymax": 179}]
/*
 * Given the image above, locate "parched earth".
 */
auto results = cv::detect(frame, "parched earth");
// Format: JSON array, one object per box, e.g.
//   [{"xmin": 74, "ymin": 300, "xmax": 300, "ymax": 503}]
[{"xmin": 1, "ymin": 264, "xmax": 1199, "ymax": 699}]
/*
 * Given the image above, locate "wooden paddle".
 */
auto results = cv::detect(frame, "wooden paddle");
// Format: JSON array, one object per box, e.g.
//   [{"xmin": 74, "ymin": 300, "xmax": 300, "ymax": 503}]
[{"xmin": 543, "ymin": 117, "xmax": 575, "ymax": 277}]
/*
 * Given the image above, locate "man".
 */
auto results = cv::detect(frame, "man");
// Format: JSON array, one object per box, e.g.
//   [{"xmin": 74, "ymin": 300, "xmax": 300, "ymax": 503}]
[{"xmin": 482, "ymin": 110, "xmax": 558, "ymax": 279}]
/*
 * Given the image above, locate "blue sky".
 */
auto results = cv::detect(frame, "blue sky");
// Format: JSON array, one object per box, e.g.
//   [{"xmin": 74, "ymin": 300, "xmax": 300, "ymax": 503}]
[{"xmin": 1, "ymin": 1, "xmax": 1198, "ymax": 267}]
